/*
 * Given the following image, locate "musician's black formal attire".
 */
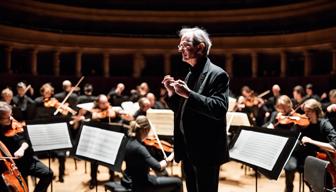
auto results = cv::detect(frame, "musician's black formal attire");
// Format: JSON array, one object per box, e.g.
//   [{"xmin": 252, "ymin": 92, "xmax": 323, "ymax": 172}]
[
  {"xmin": 54, "ymin": 91, "xmax": 78, "ymax": 110},
  {"xmin": 12, "ymin": 95, "xmax": 35, "ymax": 121},
  {"xmin": 34, "ymin": 97, "xmax": 66, "ymax": 182},
  {"xmin": 167, "ymin": 57, "xmax": 229, "ymax": 192},
  {"xmin": 284, "ymin": 119, "xmax": 336, "ymax": 192},
  {"xmin": 0, "ymin": 129, "xmax": 53, "ymax": 192},
  {"xmin": 124, "ymin": 138, "xmax": 181, "ymax": 192}
]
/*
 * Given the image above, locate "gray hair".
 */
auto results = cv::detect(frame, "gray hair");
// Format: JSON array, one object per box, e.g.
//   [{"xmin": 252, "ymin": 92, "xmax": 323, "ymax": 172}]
[
  {"xmin": 179, "ymin": 27, "xmax": 212, "ymax": 55},
  {"xmin": 0, "ymin": 101, "xmax": 12, "ymax": 116}
]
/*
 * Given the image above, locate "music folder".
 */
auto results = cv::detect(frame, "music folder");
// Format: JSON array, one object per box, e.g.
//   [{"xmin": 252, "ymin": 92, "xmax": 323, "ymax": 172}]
[
  {"xmin": 75, "ymin": 122, "xmax": 128, "ymax": 172},
  {"xmin": 229, "ymin": 126, "xmax": 299, "ymax": 180}
]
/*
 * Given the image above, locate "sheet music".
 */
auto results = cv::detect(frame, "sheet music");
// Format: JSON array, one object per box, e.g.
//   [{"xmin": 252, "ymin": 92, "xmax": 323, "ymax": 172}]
[
  {"xmin": 229, "ymin": 130, "xmax": 288, "ymax": 171},
  {"xmin": 27, "ymin": 122, "xmax": 72, "ymax": 152},
  {"xmin": 76, "ymin": 125, "xmax": 124, "ymax": 165},
  {"xmin": 147, "ymin": 109, "xmax": 174, "ymax": 136},
  {"xmin": 228, "ymin": 97, "xmax": 237, "ymax": 112},
  {"xmin": 77, "ymin": 102, "xmax": 94, "ymax": 111},
  {"xmin": 121, "ymin": 101, "xmax": 139, "ymax": 115}
]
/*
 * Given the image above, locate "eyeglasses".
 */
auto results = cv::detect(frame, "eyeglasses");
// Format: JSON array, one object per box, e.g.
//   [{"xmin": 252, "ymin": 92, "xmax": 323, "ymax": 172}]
[{"xmin": 177, "ymin": 41, "xmax": 193, "ymax": 50}]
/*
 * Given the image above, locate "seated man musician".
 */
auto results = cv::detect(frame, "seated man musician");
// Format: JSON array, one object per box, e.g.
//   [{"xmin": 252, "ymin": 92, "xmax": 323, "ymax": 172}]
[{"xmin": 0, "ymin": 101, "xmax": 53, "ymax": 192}]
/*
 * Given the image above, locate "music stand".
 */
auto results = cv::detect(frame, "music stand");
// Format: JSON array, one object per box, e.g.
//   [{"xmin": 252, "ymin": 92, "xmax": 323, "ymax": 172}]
[
  {"xmin": 226, "ymin": 112, "xmax": 251, "ymax": 135},
  {"xmin": 75, "ymin": 122, "xmax": 128, "ymax": 192},
  {"xmin": 26, "ymin": 118, "xmax": 73, "ymax": 192},
  {"xmin": 147, "ymin": 109, "xmax": 174, "ymax": 137},
  {"xmin": 229, "ymin": 126, "xmax": 300, "ymax": 192}
]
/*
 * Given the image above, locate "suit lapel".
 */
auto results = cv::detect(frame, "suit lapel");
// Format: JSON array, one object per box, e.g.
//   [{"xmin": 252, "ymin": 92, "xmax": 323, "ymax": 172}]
[{"xmin": 194, "ymin": 59, "xmax": 210, "ymax": 94}]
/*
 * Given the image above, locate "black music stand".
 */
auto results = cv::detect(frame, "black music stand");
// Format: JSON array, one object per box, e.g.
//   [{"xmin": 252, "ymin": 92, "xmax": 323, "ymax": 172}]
[
  {"xmin": 75, "ymin": 122, "xmax": 128, "ymax": 192},
  {"xmin": 26, "ymin": 119, "xmax": 73, "ymax": 192},
  {"xmin": 229, "ymin": 126, "xmax": 300, "ymax": 192}
]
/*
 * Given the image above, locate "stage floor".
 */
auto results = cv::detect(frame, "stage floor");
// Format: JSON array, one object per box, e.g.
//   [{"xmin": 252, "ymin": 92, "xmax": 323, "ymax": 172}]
[{"xmin": 29, "ymin": 158, "xmax": 309, "ymax": 192}]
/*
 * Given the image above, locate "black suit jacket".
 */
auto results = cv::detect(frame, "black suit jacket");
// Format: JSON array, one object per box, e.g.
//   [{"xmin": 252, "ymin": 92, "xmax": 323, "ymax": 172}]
[{"xmin": 167, "ymin": 58, "xmax": 230, "ymax": 166}]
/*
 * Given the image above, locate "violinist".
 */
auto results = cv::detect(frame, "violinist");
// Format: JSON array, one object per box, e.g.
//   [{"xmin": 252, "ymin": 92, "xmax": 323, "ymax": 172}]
[
  {"xmin": 12, "ymin": 82, "xmax": 35, "ymax": 121},
  {"xmin": 283, "ymin": 99, "xmax": 336, "ymax": 192},
  {"xmin": 124, "ymin": 115, "xmax": 181, "ymax": 192},
  {"xmin": 264, "ymin": 84, "xmax": 281, "ymax": 117},
  {"xmin": 266, "ymin": 95, "xmax": 306, "ymax": 130},
  {"xmin": 0, "ymin": 101, "xmax": 53, "ymax": 192},
  {"xmin": 34, "ymin": 83, "xmax": 67, "ymax": 183},
  {"xmin": 88, "ymin": 94, "xmax": 117, "ymax": 189},
  {"xmin": 54, "ymin": 80, "xmax": 78, "ymax": 113},
  {"xmin": 235, "ymin": 86, "xmax": 264, "ymax": 126},
  {"xmin": 91, "ymin": 94, "xmax": 117, "ymax": 122}
]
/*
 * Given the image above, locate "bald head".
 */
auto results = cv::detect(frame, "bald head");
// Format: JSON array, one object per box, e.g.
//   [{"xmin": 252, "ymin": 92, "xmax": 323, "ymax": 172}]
[
  {"xmin": 272, "ymin": 84, "xmax": 281, "ymax": 96},
  {"xmin": 62, "ymin": 80, "xmax": 72, "ymax": 92},
  {"xmin": 146, "ymin": 93, "xmax": 156, "ymax": 107}
]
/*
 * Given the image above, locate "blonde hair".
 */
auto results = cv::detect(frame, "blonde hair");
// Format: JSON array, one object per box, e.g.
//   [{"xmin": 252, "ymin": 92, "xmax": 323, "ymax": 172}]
[
  {"xmin": 40, "ymin": 83, "xmax": 54, "ymax": 95},
  {"xmin": 128, "ymin": 115, "xmax": 151, "ymax": 137},
  {"xmin": 1, "ymin": 88, "xmax": 13, "ymax": 98},
  {"xmin": 303, "ymin": 99, "xmax": 324, "ymax": 118},
  {"xmin": 275, "ymin": 95, "xmax": 293, "ymax": 110}
]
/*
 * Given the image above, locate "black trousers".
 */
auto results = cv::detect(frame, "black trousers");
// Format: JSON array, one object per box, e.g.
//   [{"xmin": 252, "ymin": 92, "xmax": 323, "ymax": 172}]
[
  {"xmin": 90, "ymin": 162, "xmax": 114, "ymax": 182},
  {"xmin": 133, "ymin": 175, "xmax": 182, "ymax": 192},
  {"xmin": 182, "ymin": 158, "xmax": 220, "ymax": 192},
  {"xmin": 26, "ymin": 158, "xmax": 54, "ymax": 192}
]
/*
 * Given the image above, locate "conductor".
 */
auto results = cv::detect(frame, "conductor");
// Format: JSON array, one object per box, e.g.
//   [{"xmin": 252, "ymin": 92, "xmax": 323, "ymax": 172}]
[{"xmin": 162, "ymin": 27, "xmax": 230, "ymax": 192}]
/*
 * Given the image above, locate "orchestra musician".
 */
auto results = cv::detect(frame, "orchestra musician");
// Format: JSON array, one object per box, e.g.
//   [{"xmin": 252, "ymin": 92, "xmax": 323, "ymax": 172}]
[
  {"xmin": 291, "ymin": 85, "xmax": 306, "ymax": 112},
  {"xmin": 324, "ymin": 89, "xmax": 336, "ymax": 128},
  {"xmin": 34, "ymin": 83, "xmax": 67, "ymax": 183},
  {"xmin": 162, "ymin": 27, "xmax": 229, "ymax": 192},
  {"xmin": 133, "ymin": 97, "xmax": 151, "ymax": 119},
  {"xmin": 12, "ymin": 82, "xmax": 35, "ymax": 121},
  {"xmin": 235, "ymin": 86, "xmax": 265, "ymax": 126},
  {"xmin": 304, "ymin": 83, "xmax": 321, "ymax": 101},
  {"xmin": 0, "ymin": 101, "xmax": 53, "ymax": 192},
  {"xmin": 284, "ymin": 99, "xmax": 336, "ymax": 192},
  {"xmin": 146, "ymin": 92, "xmax": 165, "ymax": 109},
  {"xmin": 1, "ymin": 88, "xmax": 14, "ymax": 106},
  {"xmin": 54, "ymin": 80, "xmax": 78, "ymax": 112},
  {"xmin": 264, "ymin": 84, "xmax": 281, "ymax": 115},
  {"xmin": 88, "ymin": 94, "xmax": 116, "ymax": 189},
  {"xmin": 124, "ymin": 115, "xmax": 181, "ymax": 192},
  {"xmin": 266, "ymin": 95, "xmax": 299, "ymax": 130},
  {"xmin": 108, "ymin": 83, "xmax": 128, "ymax": 106}
]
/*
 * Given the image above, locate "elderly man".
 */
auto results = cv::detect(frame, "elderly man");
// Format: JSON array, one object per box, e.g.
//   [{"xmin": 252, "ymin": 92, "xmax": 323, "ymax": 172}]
[{"xmin": 162, "ymin": 27, "xmax": 229, "ymax": 192}]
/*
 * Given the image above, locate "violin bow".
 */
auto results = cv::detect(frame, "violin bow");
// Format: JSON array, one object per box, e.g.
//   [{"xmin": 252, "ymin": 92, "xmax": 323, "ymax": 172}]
[
  {"xmin": 148, "ymin": 119, "xmax": 168, "ymax": 159},
  {"xmin": 23, "ymin": 84, "xmax": 31, "ymax": 95},
  {"xmin": 54, "ymin": 76, "xmax": 84, "ymax": 115}
]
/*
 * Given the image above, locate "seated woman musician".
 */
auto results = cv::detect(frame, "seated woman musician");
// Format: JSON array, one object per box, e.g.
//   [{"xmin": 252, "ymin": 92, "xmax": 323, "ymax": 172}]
[
  {"xmin": 266, "ymin": 95, "xmax": 308, "ymax": 130},
  {"xmin": 125, "ymin": 115, "xmax": 181, "ymax": 192},
  {"xmin": 283, "ymin": 98, "xmax": 336, "ymax": 192},
  {"xmin": 0, "ymin": 101, "xmax": 53, "ymax": 192}
]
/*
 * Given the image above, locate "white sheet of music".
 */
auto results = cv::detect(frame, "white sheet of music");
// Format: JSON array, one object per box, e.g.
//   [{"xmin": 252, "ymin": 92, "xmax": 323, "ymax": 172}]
[
  {"xmin": 228, "ymin": 97, "xmax": 237, "ymax": 112},
  {"xmin": 76, "ymin": 125, "xmax": 124, "ymax": 165},
  {"xmin": 147, "ymin": 109, "xmax": 174, "ymax": 136},
  {"xmin": 121, "ymin": 101, "xmax": 139, "ymax": 115},
  {"xmin": 26, "ymin": 122, "xmax": 72, "ymax": 152},
  {"xmin": 229, "ymin": 130, "xmax": 288, "ymax": 171}
]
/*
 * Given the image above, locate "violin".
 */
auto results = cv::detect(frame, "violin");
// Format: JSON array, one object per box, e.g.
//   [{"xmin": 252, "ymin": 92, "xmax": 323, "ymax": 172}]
[
  {"xmin": 4, "ymin": 119, "xmax": 25, "ymax": 137},
  {"xmin": 91, "ymin": 107, "xmax": 116, "ymax": 119},
  {"xmin": 0, "ymin": 141, "xmax": 28, "ymax": 192},
  {"xmin": 244, "ymin": 90, "xmax": 269, "ymax": 107},
  {"xmin": 43, "ymin": 97, "xmax": 77, "ymax": 116},
  {"xmin": 143, "ymin": 137, "xmax": 173, "ymax": 153},
  {"xmin": 276, "ymin": 112, "xmax": 310, "ymax": 127}
]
